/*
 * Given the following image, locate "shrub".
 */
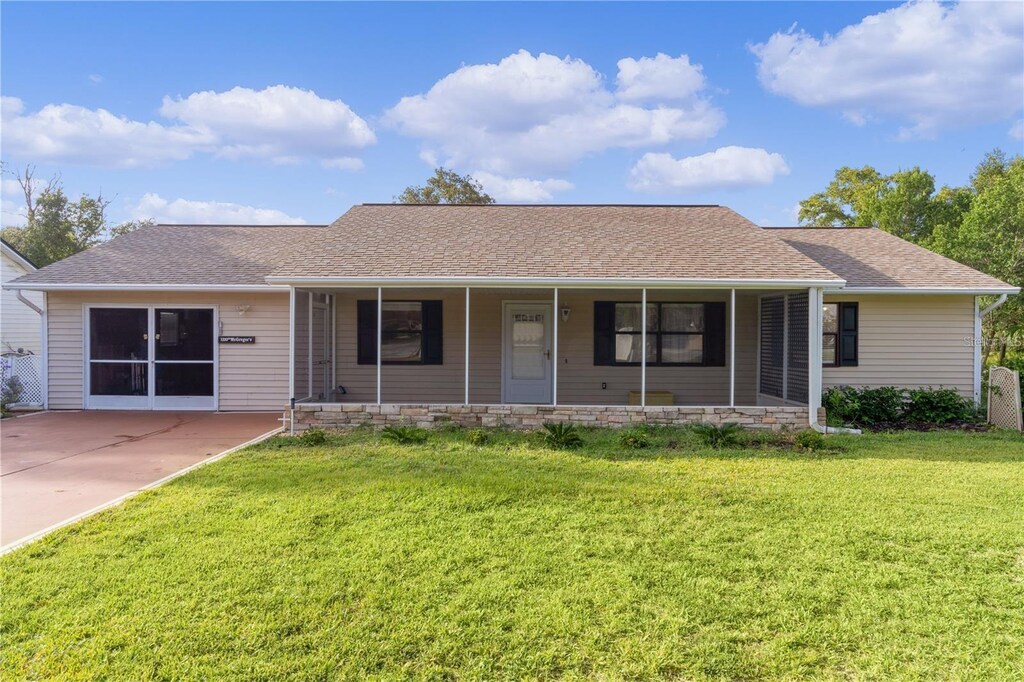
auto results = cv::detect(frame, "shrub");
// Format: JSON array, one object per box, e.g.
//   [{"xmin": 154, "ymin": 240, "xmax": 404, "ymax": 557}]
[
  {"xmin": 381, "ymin": 425, "xmax": 429, "ymax": 444},
  {"xmin": 467, "ymin": 429, "xmax": 490, "ymax": 446},
  {"xmin": 1, "ymin": 375, "xmax": 24, "ymax": 414},
  {"xmin": 542, "ymin": 422, "xmax": 583, "ymax": 449},
  {"xmin": 794, "ymin": 429, "xmax": 827, "ymax": 452},
  {"xmin": 904, "ymin": 388, "xmax": 977, "ymax": 424},
  {"xmin": 618, "ymin": 428, "xmax": 651, "ymax": 449},
  {"xmin": 823, "ymin": 386, "xmax": 861, "ymax": 426},
  {"xmin": 299, "ymin": 428, "xmax": 328, "ymax": 446},
  {"xmin": 691, "ymin": 422, "xmax": 744, "ymax": 448}
]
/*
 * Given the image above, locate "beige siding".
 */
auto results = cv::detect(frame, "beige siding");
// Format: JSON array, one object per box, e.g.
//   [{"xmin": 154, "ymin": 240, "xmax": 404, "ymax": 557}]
[
  {"xmin": 331, "ymin": 289, "xmax": 759, "ymax": 406},
  {"xmin": 46, "ymin": 291, "xmax": 289, "ymax": 410},
  {"xmin": 823, "ymin": 294, "xmax": 976, "ymax": 397}
]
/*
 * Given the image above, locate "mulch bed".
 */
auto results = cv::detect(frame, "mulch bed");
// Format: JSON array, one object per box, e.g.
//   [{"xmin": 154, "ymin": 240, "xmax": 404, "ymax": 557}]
[{"xmin": 861, "ymin": 420, "xmax": 991, "ymax": 433}]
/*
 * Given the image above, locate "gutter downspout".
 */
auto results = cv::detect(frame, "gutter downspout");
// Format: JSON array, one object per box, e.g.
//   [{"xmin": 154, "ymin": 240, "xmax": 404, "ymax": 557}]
[
  {"xmin": 981, "ymin": 293, "xmax": 1008, "ymax": 317},
  {"xmin": 16, "ymin": 290, "xmax": 43, "ymax": 315}
]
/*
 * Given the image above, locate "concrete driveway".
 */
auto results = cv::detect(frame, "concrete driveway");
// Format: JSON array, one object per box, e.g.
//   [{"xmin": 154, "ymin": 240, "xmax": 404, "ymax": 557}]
[{"xmin": 1, "ymin": 411, "xmax": 281, "ymax": 549}]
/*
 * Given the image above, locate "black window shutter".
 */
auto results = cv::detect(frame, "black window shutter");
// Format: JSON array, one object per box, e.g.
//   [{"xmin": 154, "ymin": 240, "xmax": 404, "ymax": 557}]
[
  {"xmin": 422, "ymin": 301, "xmax": 443, "ymax": 364},
  {"xmin": 593, "ymin": 302, "xmax": 615, "ymax": 365},
  {"xmin": 704, "ymin": 302, "xmax": 727, "ymax": 367},
  {"xmin": 356, "ymin": 300, "xmax": 377, "ymax": 365},
  {"xmin": 839, "ymin": 302, "xmax": 859, "ymax": 366}
]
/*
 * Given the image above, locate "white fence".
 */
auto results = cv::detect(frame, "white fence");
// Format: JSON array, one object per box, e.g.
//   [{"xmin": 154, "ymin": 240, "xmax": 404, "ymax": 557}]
[
  {"xmin": 1, "ymin": 353, "xmax": 43, "ymax": 406},
  {"xmin": 988, "ymin": 366, "xmax": 1022, "ymax": 432}
]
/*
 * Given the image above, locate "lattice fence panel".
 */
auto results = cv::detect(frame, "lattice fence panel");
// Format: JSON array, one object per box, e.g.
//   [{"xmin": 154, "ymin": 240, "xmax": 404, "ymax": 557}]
[
  {"xmin": 1, "ymin": 353, "xmax": 44, "ymax": 406},
  {"xmin": 988, "ymin": 366, "xmax": 1022, "ymax": 432}
]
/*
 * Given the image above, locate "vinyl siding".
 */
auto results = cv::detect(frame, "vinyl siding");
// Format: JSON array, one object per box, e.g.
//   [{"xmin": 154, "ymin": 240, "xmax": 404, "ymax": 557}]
[
  {"xmin": 823, "ymin": 294, "xmax": 976, "ymax": 397},
  {"xmin": 46, "ymin": 291, "xmax": 289, "ymax": 410},
  {"xmin": 331, "ymin": 289, "xmax": 758, "ymax": 406},
  {"xmin": 1, "ymin": 251, "xmax": 42, "ymax": 354}
]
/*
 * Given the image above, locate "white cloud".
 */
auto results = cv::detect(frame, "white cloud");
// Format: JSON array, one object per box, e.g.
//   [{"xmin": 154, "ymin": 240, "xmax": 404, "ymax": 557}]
[
  {"xmin": 131, "ymin": 193, "xmax": 306, "ymax": 225},
  {"xmin": 160, "ymin": 85, "xmax": 375, "ymax": 163},
  {"xmin": 87, "ymin": 74, "xmax": 103, "ymax": 84},
  {"xmin": 615, "ymin": 54, "xmax": 705, "ymax": 102},
  {"xmin": 1, "ymin": 96, "xmax": 214, "ymax": 167},
  {"xmin": 628, "ymin": 146, "xmax": 790, "ymax": 194},
  {"xmin": 1011, "ymin": 120, "xmax": 1024, "ymax": 141},
  {"xmin": 472, "ymin": 171, "xmax": 574, "ymax": 202},
  {"xmin": 385, "ymin": 50, "xmax": 724, "ymax": 176},
  {"xmin": 750, "ymin": 1, "xmax": 1024, "ymax": 138},
  {"xmin": 1, "ymin": 86, "xmax": 375, "ymax": 167},
  {"xmin": 321, "ymin": 157, "xmax": 364, "ymax": 171}
]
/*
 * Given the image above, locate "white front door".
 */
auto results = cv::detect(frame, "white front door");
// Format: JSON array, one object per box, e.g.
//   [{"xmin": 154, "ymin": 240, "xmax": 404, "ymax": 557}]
[{"xmin": 502, "ymin": 302, "xmax": 553, "ymax": 404}]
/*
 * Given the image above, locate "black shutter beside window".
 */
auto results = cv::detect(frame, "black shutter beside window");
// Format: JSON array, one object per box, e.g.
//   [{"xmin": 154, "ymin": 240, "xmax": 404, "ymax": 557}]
[
  {"xmin": 839, "ymin": 302, "xmax": 859, "ymax": 367},
  {"xmin": 593, "ymin": 302, "xmax": 616, "ymax": 366},
  {"xmin": 704, "ymin": 302, "xmax": 726, "ymax": 367},
  {"xmin": 357, "ymin": 300, "xmax": 377, "ymax": 365},
  {"xmin": 422, "ymin": 300, "xmax": 443, "ymax": 364}
]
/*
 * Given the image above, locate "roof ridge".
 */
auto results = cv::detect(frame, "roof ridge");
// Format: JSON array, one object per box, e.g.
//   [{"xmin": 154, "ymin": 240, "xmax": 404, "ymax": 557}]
[
  {"xmin": 360, "ymin": 203, "xmax": 722, "ymax": 208},
  {"xmin": 151, "ymin": 223, "xmax": 329, "ymax": 228}
]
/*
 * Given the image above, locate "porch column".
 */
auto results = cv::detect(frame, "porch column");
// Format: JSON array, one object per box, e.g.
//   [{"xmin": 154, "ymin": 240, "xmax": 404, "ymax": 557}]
[
  {"xmin": 376, "ymin": 286, "xmax": 382, "ymax": 405},
  {"xmin": 641, "ymin": 288, "xmax": 647, "ymax": 408},
  {"xmin": 808, "ymin": 287, "xmax": 823, "ymax": 423},
  {"xmin": 288, "ymin": 286, "xmax": 296, "ymax": 400},
  {"xmin": 464, "ymin": 287, "xmax": 470, "ymax": 405},
  {"xmin": 729, "ymin": 288, "xmax": 736, "ymax": 407},
  {"xmin": 307, "ymin": 290, "xmax": 314, "ymax": 399},
  {"xmin": 552, "ymin": 287, "xmax": 558, "ymax": 406}
]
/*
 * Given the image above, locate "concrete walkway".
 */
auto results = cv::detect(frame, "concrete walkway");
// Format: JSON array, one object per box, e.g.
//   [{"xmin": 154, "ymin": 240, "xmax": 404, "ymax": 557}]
[{"xmin": 1, "ymin": 411, "xmax": 281, "ymax": 548}]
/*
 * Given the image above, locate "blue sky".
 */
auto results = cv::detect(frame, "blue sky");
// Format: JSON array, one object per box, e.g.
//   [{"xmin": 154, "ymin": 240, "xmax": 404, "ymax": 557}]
[{"xmin": 2, "ymin": 1, "xmax": 1022, "ymax": 227}]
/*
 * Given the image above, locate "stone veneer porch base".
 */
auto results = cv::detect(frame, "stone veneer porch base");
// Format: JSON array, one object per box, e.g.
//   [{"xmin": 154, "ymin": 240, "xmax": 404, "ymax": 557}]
[{"xmin": 290, "ymin": 403, "xmax": 813, "ymax": 432}]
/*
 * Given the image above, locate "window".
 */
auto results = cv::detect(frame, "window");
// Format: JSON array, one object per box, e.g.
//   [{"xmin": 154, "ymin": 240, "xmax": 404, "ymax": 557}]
[
  {"xmin": 822, "ymin": 302, "xmax": 858, "ymax": 367},
  {"xmin": 357, "ymin": 300, "xmax": 443, "ymax": 365},
  {"xmin": 594, "ymin": 301, "xmax": 726, "ymax": 367}
]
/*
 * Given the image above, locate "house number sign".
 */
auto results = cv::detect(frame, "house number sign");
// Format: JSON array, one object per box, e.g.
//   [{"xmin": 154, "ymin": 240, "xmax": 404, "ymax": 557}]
[
  {"xmin": 514, "ymin": 313, "xmax": 543, "ymax": 322},
  {"xmin": 219, "ymin": 336, "xmax": 256, "ymax": 344}
]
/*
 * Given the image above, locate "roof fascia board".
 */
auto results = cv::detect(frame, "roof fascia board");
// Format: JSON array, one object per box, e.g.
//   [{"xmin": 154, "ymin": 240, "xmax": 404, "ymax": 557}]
[
  {"xmin": 824, "ymin": 286, "xmax": 1020, "ymax": 295},
  {"xmin": 264, "ymin": 276, "xmax": 846, "ymax": 289},
  {"xmin": 2, "ymin": 283, "xmax": 289, "ymax": 293}
]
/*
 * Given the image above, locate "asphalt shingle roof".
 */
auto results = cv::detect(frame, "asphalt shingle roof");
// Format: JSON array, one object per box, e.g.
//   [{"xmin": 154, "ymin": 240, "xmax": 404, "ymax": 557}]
[
  {"xmin": 8, "ymin": 224, "xmax": 327, "ymax": 286},
  {"xmin": 268, "ymin": 204, "xmax": 841, "ymax": 282},
  {"xmin": 775, "ymin": 227, "xmax": 1016, "ymax": 291}
]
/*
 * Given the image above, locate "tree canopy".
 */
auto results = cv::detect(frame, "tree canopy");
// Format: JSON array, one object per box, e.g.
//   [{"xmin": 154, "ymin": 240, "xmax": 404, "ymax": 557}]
[{"xmin": 395, "ymin": 168, "xmax": 495, "ymax": 205}]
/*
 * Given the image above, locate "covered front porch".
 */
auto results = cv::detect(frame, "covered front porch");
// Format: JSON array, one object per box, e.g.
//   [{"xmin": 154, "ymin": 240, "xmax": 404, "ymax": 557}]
[{"xmin": 286, "ymin": 284, "xmax": 826, "ymax": 430}]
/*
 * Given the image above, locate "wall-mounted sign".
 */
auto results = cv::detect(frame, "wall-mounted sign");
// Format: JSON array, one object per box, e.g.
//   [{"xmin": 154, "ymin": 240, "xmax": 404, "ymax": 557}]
[{"xmin": 219, "ymin": 336, "xmax": 255, "ymax": 344}]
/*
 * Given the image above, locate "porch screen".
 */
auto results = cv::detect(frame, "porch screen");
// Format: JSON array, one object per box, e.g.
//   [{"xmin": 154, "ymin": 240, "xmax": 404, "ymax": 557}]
[
  {"xmin": 786, "ymin": 293, "xmax": 809, "ymax": 404},
  {"xmin": 759, "ymin": 297, "xmax": 785, "ymax": 399}
]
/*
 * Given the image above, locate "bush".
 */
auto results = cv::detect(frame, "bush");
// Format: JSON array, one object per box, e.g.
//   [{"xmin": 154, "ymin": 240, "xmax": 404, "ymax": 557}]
[
  {"xmin": 618, "ymin": 428, "xmax": 651, "ymax": 449},
  {"xmin": 1, "ymin": 375, "xmax": 24, "ymax": 414},
  {"xmin": 299, "ymin": 428, "xmax": 328, "ymax": 446},
  {"xmin": 794, "ymin": 429, "xmax": 827, "ymax": 452},
  {"xmin": 381, "ymin": 425, "xmax": 429, "ymax": 444},
  {"xmin": 467, "ymin": 429, "xmax": 490, "ymax": 446},
  {"xmin": 691, "ymin": 422, "xmax": 744, "ymax": 448},
  {"xmin": 904, "ymin": 388, "xmax": 977, "ymax": 424},
  {"xmin": 542, "ymin": 422, "xmax": 583, "ymax": 449}
]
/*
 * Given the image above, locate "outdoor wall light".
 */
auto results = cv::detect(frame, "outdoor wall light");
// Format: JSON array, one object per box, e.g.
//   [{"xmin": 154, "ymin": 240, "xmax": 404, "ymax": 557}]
[
  {"xmin": 560, "ymin": 306, "xmax": 571, "ymax": 323},
  {"xmin": 236, "ymin": 304, "xmax": 251, "ymax": 316}
]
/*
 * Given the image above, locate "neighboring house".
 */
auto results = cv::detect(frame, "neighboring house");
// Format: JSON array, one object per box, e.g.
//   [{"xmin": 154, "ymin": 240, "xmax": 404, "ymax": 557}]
[
  {"xmin": 3, "ymin": 205, "xmax": 1017, "ymax": 431},
  {"xmin": 1, "ymin": 239, "xmax": 42, "ymax": 355}
]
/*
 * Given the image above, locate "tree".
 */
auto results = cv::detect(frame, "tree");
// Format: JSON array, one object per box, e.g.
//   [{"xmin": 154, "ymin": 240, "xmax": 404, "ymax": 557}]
[
  {"xmin": 931, "ymin": 155, "xmax": 1024, "ymax": 361},
  {"xmin": 395, "ymin": 168, "xmax": 494, "ymax": 205},
  {"xmin": 1, "ymin": 165, "xmax": 148, "ymax": 267},
  {"xmin": 797, "ymin": 166, "xmax": 942, "ymax": 242}
]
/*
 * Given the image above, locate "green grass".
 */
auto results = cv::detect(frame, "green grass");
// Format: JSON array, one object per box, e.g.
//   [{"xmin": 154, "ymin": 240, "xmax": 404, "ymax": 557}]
[{"xmin": 3, "ymin": 427, "xmax": 1023, "ymax": 680}]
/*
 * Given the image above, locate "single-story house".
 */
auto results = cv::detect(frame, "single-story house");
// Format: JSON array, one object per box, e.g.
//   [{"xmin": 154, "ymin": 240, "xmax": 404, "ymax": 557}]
[{"xmin": 3, "ymin": 204, "xmax": 1017, "ymax": 431}]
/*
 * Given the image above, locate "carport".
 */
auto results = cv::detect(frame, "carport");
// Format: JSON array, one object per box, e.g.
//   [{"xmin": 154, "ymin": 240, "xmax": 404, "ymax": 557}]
[{"xmin": 1, "ymin": 411, "xmax": 281, "ymax": 549}]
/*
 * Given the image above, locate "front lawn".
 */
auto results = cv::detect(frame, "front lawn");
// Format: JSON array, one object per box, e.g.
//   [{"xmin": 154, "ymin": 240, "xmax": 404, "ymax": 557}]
[{"xmin": 2, "ymin": 427, "xmax": 1023, "ymax": 679}]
